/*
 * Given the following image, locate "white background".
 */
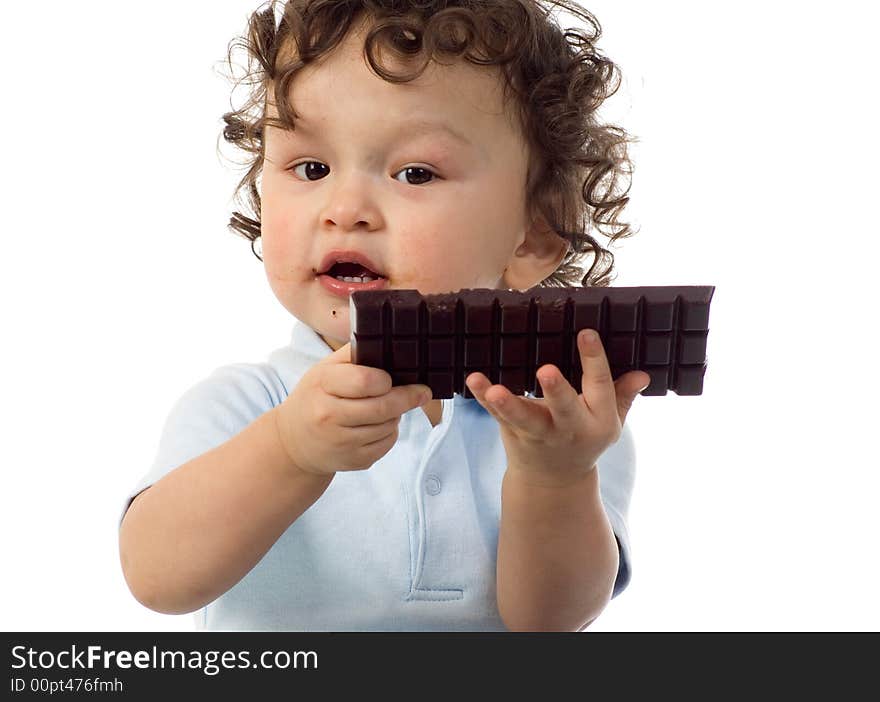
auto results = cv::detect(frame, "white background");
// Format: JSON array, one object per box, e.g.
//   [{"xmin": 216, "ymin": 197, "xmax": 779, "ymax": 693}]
[{"xmin": 1, "ymin": 1, "xmax": 877, "ymax": 632}]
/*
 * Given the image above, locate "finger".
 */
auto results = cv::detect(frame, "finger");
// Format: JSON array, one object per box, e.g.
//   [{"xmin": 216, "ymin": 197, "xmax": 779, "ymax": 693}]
[
  {"xmin": 318, "ymin": 342, "xmax": 352, "ymax": 365},
  {"xmin": 466, "ymin": 372, "xmax": 551, "ymax": 435},
  {"xmin": 384, "ymin": 384, "xmax": 433, "ymax": 421},
  {"xmin": 536, "ymin": 364, "xmax": 585, "ymax": 430},
  {"xmin": 319, "ymin": 341, "xmax": 405, "ymax": 400},
  {"xmin": 337, "ymin": 383, "xmax": 432, "ymax": 426},
  {"xmin": 322, "ymin": 362, "xmax": 394, "ymax": 399},
  {"xmin": 577, "ymin": 329, "xmax": 617, "ymax": 419},
  {"xmin": 344, "ymin": 416, "xmax": 401, "ymax": 444},
  {"xmin": 615, "ymin": 370, "xmax": 651, "ymax": 426}
]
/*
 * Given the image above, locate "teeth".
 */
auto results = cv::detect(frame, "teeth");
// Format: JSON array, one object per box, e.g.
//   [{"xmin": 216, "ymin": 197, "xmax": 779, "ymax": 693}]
[{"xmin": 334, "ymin": 275, "xmax": 376, "ymax": 283}]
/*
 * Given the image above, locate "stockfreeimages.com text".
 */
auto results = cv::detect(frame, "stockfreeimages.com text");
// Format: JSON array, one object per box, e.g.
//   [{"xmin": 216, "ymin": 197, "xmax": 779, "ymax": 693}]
[{"xmin": 10, "ymin": 645, "xmax": 317, "ymax": 676}]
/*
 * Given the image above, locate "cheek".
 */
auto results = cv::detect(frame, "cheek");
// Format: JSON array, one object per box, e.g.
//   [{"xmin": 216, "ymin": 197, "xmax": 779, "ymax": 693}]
[
  {"xmin": 261, "ymin": 230, "xmax": 291, "ymax": 263},
  {"xmin": 260, "ymin": 232, "xmax": 294, "ymax": 276},
  {"xmin": 395, "ymin": 229, "xmax": 502, "ymax": 289},
  {"xmin": 395, "ymin": 234, "xmax": 455, "ymax": 277},
  {"xmin": 260, "ymin": 197, "xmax": 307, "ymax": 277}
]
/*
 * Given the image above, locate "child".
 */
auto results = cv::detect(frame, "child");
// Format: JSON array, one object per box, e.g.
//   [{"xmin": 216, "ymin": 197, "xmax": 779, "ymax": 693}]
[{"xmin": 119, "ymin": 0, "xmax": 649, "ymax": 631}]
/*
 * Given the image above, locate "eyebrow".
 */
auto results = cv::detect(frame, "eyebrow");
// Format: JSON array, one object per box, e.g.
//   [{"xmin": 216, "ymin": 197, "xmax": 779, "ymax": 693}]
[
  {"xmin": 397, "ymin": 120, "xmax": 474, "ymax": 147},
  {"xmin": 286, "ymin": 117, "xmax": 474, "ymax": 148}
]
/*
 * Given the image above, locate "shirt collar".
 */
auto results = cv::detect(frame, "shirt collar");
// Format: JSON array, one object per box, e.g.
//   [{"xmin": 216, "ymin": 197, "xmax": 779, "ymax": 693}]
[{"xmin": 289, "ymin": 319, "xmax": 336, "ymax": 364}]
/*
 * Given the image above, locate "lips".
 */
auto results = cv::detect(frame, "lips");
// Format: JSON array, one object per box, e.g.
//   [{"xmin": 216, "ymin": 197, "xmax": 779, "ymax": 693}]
[{"xmin": 317, "ymin": 250, "xmax": 387, "ymax": 279}]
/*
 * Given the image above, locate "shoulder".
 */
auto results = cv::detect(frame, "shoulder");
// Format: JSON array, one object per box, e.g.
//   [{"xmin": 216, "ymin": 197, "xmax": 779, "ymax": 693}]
[
  {"xmin": 161, "ymin": 362, "xmax": 287, "ymax": 438},
  {"xmin": 159, "ymin": 324, "xmax": 325, "ymax": 441},
  {"xmin": 130, "ymin": 363, "xmax": 286, "ymax": 501},
  {"xmin": 119, "ymin": 362, "xmax": 287, "ymax": 525}
]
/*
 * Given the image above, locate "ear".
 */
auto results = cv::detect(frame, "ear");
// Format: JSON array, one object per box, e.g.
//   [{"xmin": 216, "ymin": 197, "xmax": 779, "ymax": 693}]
[{"xmin": 501, "ymin": 215, "xmax": 570, "ymax": 291}]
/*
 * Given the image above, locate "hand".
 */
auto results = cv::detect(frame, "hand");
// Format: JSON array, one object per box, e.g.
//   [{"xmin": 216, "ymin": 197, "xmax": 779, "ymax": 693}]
[
  {"xmin": 465, "ymin": 329, "xmax": 650, "ymax": 487},
  {"xmin": 274, "ymin": 343, "xmax": 432, "ymax": 476}
]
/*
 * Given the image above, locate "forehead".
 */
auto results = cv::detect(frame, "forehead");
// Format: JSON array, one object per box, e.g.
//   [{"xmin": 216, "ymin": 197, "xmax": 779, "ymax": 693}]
[{"xmin": 265, "ymin": 20, "xmax": 521, "ymax": 144}]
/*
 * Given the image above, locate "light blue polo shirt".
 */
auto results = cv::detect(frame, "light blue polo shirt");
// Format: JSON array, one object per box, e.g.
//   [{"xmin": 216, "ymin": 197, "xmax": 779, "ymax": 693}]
[{"xmin": 120, "ymin": 319, "xmax": 636, "ymax": 631}]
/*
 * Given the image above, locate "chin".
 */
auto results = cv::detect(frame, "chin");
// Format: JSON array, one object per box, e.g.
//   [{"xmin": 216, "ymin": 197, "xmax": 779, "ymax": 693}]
[{"xmin": 315, "ymin": 313, "xmax": 351, "ymax": 350}]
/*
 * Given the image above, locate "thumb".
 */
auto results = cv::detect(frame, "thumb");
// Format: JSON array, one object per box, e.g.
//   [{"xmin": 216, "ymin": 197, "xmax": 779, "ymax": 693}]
[
  {"xmin": 319, "ymin": 341, "xmax": 352, "ymax": 365},
  {"xmin": 616, "ymin": 371, "xmax": 650, "ymax": 426}
]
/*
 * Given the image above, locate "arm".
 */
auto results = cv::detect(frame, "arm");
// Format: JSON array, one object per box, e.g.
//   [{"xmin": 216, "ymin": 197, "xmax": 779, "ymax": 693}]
[
  {"xmin": 118, "ymin": 407, "xmax": 333, "ymax": 615},
  {"xmin": 467, "ymin": 329, "xmax": 645, "ymax": 632},
  {"xmin": 496, "ymin": 465, "xmax": 620, "ymax": 632}
]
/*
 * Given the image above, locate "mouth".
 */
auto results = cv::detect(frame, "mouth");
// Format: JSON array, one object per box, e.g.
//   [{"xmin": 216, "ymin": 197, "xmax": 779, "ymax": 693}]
[
  {"xmin": 319, "ymin": 260, "xmax": 386, "ymax": 283},
  {"xmin": 316, "ymin": 255, "xmax": 389, "ymax": 298}
]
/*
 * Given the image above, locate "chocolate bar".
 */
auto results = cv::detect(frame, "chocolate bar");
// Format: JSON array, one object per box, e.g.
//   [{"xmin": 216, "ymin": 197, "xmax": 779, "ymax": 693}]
[{"xmin": 349, "ymin": 286, "xmax": 715, "ymax": 398}]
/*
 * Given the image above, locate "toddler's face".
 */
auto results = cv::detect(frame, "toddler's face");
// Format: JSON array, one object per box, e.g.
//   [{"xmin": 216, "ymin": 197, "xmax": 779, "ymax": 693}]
[{"xmin": 261, "ymin": 19, "xmax": 564, "ymax": 350}]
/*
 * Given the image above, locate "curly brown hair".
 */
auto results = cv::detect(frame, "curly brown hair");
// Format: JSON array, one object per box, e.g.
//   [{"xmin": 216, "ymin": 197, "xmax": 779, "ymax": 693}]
[{"xmin": 217, "ymin": 0, "xmax": 636, "ymax": 288}]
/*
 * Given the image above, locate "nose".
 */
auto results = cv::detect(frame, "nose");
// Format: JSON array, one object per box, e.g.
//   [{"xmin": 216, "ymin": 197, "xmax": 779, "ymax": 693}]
[{"xmin": 320, "ymin": 170, "xmax": 382, "ymax": 232}]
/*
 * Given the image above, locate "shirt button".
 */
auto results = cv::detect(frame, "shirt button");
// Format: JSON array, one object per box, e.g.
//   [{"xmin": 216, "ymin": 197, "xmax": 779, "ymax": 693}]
[{"xmin": 425, "ymin": 475, "xmax": 442, "ymax": 496}]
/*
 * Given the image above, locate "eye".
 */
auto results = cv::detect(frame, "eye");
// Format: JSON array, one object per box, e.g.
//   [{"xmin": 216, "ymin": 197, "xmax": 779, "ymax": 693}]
[
  {"xmin": 393, "ymin": 166, "xmax": 437, "ymax": 186},
  {"xmin": 287, "ymin": 161, "xmax": 438, "ymax": 185},
  {"xmin": 289, "ymin": 161, "xmax": 329, "ymax": 181}
]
